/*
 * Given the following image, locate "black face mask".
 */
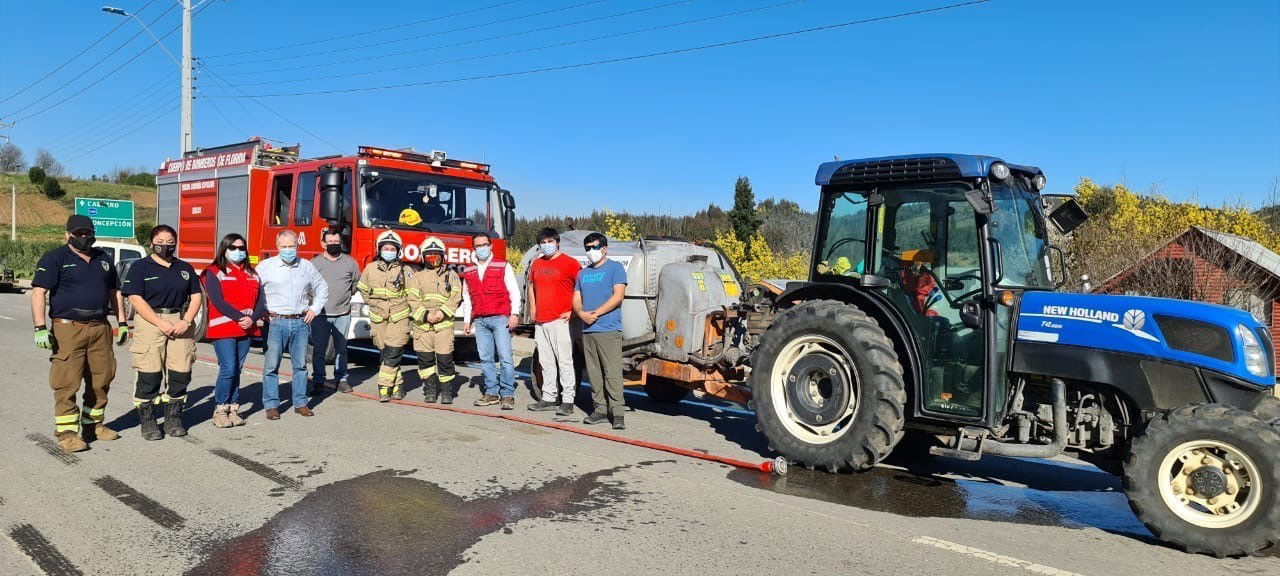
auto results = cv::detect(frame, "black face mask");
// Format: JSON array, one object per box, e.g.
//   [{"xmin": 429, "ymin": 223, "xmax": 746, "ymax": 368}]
[
  {"xmin": 325, "ymin": 244, "xmax": 343, "ymax": 256},
  {"xmin": 69, "ymin": 235, "xmax": 95, "ymax": 252},
  {"xmin": 153, "ymin": 245, "xmax": 176, "ymax": 259}
]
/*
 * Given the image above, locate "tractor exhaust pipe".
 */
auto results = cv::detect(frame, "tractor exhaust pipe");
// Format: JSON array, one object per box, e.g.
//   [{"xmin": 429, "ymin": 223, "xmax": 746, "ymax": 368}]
[{"xmin": 983, "ymin": 378, "xmax": 1068, "ymax": 458}]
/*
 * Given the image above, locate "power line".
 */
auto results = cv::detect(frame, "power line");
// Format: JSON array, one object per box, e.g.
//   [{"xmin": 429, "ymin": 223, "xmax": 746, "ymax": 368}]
[
  {"xmin": 200, "ymin": 64, "xmax": 343, "ymax": 154},
  {"xmin": 44, "ymin": 74, "xmax": 174, "ymax": 149},
  {"xmin": 66, "ymin": 103, "xmax": 179, "ymax": 162},
  {"xmin": 197, "ymin": 87, "xmax": 248, "ymax": 140},
  {"xmin": 2, "ymin": 2, "xmax": 178, "ymax": 119},
  {"xmin": 212, "ymin": 0, "xmax": 991, "ymax": 99},
  {"xmin": 203, "ymin": 0, "xmax": 527, "ymax": 59},
  {"xmin": 57, "ymin": 87, "xmax": 177, "ymax": 158},
  {"xmin": 0, "ymin": 0, "xmax": 158, "ymax": 105},
  {"xmin": 214, "ymin": 0, "xmax": 610, "ymax": 69},
  {"xmin": 235, "ymin": 0, "xmax": 706, "ymax": 86},
  {"xmin": 236, "ymin": 0, "xmax": 794, "ymax": 88}
]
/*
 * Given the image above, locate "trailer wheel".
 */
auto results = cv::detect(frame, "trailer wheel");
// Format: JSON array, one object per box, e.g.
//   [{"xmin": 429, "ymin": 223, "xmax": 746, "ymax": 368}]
[
  {"xmin": 644, "ymin": 377, "xmax": 691, "ymax": 405},
  {"xmin": 750, "ymin": 300, "xmax": 906, "ymax": 472},
  {"xmin": 1124, "ymin": 403, "xmax": 1280, "ymax": 557}
]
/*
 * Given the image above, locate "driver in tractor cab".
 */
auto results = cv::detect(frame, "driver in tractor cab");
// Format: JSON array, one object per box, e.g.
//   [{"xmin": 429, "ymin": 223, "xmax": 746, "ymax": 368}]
[{"xmin": 896, "ymin": 249, "xmax": 942, "ymax": 317}]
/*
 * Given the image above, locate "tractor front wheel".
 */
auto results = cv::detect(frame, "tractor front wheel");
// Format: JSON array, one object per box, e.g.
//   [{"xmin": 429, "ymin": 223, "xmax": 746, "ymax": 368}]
[
  {"xmin": 1124, "ymin": 403, "xmax": 1280, "ymax": 557},
  {"xmin": 750, "ymin": 300, "xmax": 906, "ymax": 472}
]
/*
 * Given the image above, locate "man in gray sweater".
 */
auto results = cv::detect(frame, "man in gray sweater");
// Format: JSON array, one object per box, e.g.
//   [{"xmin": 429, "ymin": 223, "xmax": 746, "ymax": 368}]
[{"xmin": 310, "ymin": 229, "xmax": 361, "ymax": 393}]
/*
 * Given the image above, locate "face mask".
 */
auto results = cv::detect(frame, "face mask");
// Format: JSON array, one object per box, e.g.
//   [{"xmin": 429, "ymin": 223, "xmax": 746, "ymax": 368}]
[
  {"xmin": 539, "ymin": 243, "xmax": 557, "ymax": 257},
  {"xmin": 153, "ymin": 244, "xmax": 176, "ymax": 259},
  {"xmin": 586, "ymin": 249, "xmax": 604, "ymax": 264},
  {"xmin": 380, "ymin": 249, "xmax": 399, "ymax": 262},
  {"xmin": 227, "ymin": 249, "xmax": 247, "ymax": 263},
  {"xmin": 475, "ymin": 246, "xmax": 492, "ymax": 261},
  {"xmin": 424, "ymin": 255, "xmax": 443, "ymax": 269},
  {"xmin": 69, "ymin": 235, "xmax": 95, "ymax": 252},
  {"xmin": 279, "ymin": 248, "xmax": 297, "ymax": 263},
  {"xmin": 325, "ymin": 244, "xmax": 342, "ymax": 256}
]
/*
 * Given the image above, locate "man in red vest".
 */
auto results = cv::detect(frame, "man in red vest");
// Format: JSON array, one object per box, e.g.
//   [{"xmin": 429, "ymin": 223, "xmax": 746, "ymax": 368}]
[{"xmin": 461, "ymin": 232, "xmax": 522, "ymax": 410}]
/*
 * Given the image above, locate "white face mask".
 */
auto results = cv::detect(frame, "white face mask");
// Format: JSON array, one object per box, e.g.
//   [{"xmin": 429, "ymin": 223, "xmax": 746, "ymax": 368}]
[
  {"xmin": 586, "ymin": 249, "xmax": 604, "ymax": 264},
  {"xmin": 539, "ymin": 242, "xmax": 557, "ymax": 257}
]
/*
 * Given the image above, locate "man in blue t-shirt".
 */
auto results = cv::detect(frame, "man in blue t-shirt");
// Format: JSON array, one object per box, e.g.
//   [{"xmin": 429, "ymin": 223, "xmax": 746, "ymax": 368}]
[{"xmin": 573, "ymin": 232, "xmax": 629, "ymax": 429}]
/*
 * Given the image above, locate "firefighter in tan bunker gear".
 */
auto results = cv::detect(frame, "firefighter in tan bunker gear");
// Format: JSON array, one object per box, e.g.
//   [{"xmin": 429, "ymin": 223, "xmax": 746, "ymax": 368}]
[
  {"xmin": 408, "ymin": 236, "xmax": 463, "ymax": 404},
  {"xmin": 357, "ymin": 230, "xmax": 413, "ymax": 402}
]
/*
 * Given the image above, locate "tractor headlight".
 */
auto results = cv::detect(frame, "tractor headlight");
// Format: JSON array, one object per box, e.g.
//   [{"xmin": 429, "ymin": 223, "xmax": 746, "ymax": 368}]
[
  {"xmin": 1236, "ymin": 324, "xmax": 1268, "ymax": 377},
  {"xmin": 990, "ymin": 162, "xmax": 1011, "ymax": 180},
  {"xmin": 1032, "ymin": 174, "xmax": 1047, "ymax": 191}
]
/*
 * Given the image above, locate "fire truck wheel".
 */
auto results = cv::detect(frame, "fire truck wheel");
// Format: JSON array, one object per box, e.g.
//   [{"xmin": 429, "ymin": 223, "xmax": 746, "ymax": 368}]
[
  {"xmin": 643, "ymin": 377, "xmax": 691, "ymax": 405},
  {"xmin": 192, "ymin": 288, "xmax": 208, "ymax": 342},
  {"xmin": 1124, "ymin": 403, "xmax": 1280, "ymax": 557},
  {"xmin": 750, "ymin": 300, "xmax": 905, "ymax": 473}
]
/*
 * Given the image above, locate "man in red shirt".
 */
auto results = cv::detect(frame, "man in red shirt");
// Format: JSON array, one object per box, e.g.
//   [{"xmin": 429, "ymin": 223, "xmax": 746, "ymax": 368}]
[{"xmin": 526, "ymin": 228, "xmax": 582, "ymax": 417}]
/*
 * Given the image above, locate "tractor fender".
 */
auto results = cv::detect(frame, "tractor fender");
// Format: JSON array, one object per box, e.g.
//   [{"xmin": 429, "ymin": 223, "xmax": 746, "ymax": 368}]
[{"xmin": 773, "ymin": 281, "xmax": 922, "ymax": 401}]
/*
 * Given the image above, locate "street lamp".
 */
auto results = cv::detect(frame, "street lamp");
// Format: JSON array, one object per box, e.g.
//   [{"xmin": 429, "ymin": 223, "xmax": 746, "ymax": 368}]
[{"xmin": 102, "ymin": 3, "xmax": 194, "ymax": 154}]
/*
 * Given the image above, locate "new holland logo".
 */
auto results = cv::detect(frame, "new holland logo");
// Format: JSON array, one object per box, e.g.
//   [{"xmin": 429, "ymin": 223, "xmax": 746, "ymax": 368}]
[
  {"xmin": 181, "ymin": 270, "xmax": 190, "ymax": 281},
  {"xmin": 1114, "ymin": 309, "xmax": 1158, "ymax": 342}
]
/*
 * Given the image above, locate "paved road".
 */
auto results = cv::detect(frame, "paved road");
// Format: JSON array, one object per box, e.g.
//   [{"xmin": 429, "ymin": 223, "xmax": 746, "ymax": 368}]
[{"xmin": 0, "ymin": 290, "xmax": 1275, "ymax": 576}]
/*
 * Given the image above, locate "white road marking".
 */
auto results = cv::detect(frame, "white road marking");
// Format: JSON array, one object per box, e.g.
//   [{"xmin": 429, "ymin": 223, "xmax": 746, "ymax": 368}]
[
  {"xmin": 912, "ymin": 536, "xmax": 1083, "ymax": 576},
  {"xmin": 0, "ymin": 315, "xmax": 12, "ymax": 320}
]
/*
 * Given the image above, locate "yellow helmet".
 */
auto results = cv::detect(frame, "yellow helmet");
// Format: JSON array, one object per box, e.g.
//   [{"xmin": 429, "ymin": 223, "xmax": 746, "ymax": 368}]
[
  {"xmin": 420, "ymin": 236, "xmax": 446, "ymax": 256},
  {"xmin": 398, "ymin": 208, "xmax": 423, "ymax": 227},
  {"xmin": 375, "ymin": 230, "xmax": 403, "ymax": 251}
]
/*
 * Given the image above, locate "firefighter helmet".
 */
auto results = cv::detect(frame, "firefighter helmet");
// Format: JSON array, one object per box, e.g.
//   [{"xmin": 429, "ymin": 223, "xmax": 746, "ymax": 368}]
[
  {"xmin": 421, "ymin": 236, "xmax": 446, "ymax": 256},
  {"xmin": 398, "ymin": 208, "xmax": 423, "ymax": 227},
  {"xmin": 376, "ymin": 230, "xmax": 404, "ymax": 251}
]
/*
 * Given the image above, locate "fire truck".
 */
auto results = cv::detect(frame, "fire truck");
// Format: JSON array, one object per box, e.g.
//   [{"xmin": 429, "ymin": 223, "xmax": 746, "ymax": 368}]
[{"xmin": 154, "ymin": 138, "xmax": 516, "ymax": 346}]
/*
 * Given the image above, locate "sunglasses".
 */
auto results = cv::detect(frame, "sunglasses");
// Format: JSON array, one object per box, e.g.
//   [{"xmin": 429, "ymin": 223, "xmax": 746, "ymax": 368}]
[
  {"xmin": 584, "ymin": 244, "xmax": 604, "ymax": 250},
  {"xmin": 230, "ymin": 244, "xmax": 247, "ymax": 250}
]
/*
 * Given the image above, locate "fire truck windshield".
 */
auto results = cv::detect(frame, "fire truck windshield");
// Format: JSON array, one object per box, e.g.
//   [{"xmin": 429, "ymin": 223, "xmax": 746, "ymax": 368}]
[{"xmin": 360, "ymin": 168, "xmax": 493, "ymax": 234}]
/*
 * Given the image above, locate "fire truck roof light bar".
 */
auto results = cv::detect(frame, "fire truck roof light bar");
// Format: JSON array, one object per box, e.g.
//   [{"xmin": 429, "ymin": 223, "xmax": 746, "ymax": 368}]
[{"xmin": 358, "ymin": 146, "xmax": 490, "ymax": 174}]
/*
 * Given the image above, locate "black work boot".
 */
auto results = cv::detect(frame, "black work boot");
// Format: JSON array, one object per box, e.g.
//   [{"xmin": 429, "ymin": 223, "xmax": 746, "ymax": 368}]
[
  {"xmin": 422, "ymin": 377, "xmax": 439, "ymax": 403},
  {"xmin": 163, "ymin": 400, "xmax": 187, "ymax": 437},
  {"xmin": 439, "ymin": 380, "xmax": 454, "ymax": 404},
  {"xmin": 137, "ymin": 404, "xmax": 164, "ymax": 441},
  {"xmin": 392, "ymin": 384, "xmax": 405, "ymax": 401}
]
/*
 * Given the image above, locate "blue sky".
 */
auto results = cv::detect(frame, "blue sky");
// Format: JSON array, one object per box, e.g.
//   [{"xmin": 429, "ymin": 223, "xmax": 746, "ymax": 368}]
[{"xmin": 1, "ymin": 0, "xmax": 1276, "ymax": 217}]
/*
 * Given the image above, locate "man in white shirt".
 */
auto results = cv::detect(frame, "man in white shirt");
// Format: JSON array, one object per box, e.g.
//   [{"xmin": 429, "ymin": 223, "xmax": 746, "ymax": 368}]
[
  {"xmin": 257, "ymin": 230, "xmax": 328, "ymax": 420},
  {"xmin": 459, "ymin": 232, "xmax": 522, "ymax": 410}
]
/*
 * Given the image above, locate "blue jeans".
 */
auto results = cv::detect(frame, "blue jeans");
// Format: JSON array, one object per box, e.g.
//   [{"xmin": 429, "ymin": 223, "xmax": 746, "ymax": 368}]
[
  {"xmin": 263, "ymin": 317, "xmax": 310, "ymax": 410},
  {"xmin": 473, "ymin": 315, "xmax": 515, "ymax": 398},
  {"xmin": 212, "ymin": 337, "xmax": 251, "ymax": 405},
  {"xmin": 310, "ymin": 314, "xmax": 351, "ymax": 385}
]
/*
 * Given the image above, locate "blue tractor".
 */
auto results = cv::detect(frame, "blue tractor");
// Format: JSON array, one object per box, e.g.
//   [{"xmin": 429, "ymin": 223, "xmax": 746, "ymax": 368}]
[{"xmin": 748, "ymin": 154, "xmax": 1280, "ymax": 556}]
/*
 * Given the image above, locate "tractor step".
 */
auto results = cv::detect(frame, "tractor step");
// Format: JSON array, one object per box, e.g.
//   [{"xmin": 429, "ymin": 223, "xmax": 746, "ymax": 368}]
[{"xmin": 929, "ymin": 426, "xmax": 988, "ymax": 461}]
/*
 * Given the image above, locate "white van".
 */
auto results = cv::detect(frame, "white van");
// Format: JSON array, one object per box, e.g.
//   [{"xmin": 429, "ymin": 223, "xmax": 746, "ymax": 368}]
[{"xmin": 95, "ymin": 240, "xmax": 146, "ymax": 266}]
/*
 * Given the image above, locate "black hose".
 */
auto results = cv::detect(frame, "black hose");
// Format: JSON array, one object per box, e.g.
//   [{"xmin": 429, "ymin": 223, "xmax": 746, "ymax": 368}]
[{"xmin": 984, "ymin": 378, "xmax": 1068, "ymax": 458}]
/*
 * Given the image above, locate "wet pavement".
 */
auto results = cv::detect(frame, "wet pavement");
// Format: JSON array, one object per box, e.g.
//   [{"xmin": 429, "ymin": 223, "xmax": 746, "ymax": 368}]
[{"xmin": 187, "ymin": 466, "xmax": 638, "ymax": 576}]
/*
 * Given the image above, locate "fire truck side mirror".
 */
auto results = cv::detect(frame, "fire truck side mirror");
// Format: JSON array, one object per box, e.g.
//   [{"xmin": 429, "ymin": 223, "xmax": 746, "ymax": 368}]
[
  {"xmin": 318, "ymin": 166, "xmax": 345, "ymax": 223},
  {"xmin": 500, "ymin": 189, "xmax": 516, "ymax": 236}
]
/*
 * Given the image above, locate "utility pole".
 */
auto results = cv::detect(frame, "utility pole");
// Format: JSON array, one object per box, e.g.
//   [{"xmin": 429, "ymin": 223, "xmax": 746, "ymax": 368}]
[{"xmin": 180, "ymin": 0, "xmax": 193, "ymax": 154}]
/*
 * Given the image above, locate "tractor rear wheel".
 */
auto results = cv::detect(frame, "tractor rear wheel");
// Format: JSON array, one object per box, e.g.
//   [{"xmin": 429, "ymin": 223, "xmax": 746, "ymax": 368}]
[
  {"xmin": 1124, "ymin": 403, "xmax": 1280, "ymax": 557},
  {"xmin": 750, "ymin": 300, "xmax": 906, "ymax": 472}
]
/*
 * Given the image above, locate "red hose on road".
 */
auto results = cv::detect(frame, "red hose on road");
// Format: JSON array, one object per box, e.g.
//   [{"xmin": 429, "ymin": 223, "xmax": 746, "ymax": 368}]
[{"xmin": 196, "ymin": 355, "xmax": 785, "ymax": 475}]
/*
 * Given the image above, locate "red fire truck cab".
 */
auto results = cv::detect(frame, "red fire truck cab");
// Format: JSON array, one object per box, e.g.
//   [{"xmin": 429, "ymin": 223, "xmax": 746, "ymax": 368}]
[{"xmin": 156, "ymin": 138, "xmax": 516, "ymax": 345}]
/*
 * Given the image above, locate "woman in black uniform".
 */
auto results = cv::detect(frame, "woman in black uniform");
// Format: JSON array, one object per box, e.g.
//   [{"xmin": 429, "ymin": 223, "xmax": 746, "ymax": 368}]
[{"xmin": 121, "ymin": 224, "xmax": 203, "ymax": 440}]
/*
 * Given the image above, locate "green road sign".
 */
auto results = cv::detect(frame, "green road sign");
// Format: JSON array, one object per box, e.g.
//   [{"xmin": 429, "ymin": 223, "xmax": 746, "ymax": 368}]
[{"xmin": 74, "ymin": 197, "xmax": 135, "ymax": 238}]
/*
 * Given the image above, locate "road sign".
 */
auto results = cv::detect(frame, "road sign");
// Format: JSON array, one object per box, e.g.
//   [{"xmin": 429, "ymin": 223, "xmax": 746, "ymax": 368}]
[{"xmin": 74, "ymin": 197, "xmax": 135, "ymax": 238}]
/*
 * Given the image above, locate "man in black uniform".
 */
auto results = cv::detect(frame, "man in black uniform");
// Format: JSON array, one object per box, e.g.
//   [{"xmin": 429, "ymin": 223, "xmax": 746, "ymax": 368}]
[{"xmin": 31, "ymin": 215, "xmax": 129, "ymax": 453}]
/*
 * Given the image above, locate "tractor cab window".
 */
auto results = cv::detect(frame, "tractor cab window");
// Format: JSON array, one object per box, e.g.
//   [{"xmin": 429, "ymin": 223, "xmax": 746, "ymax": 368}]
[
  {"xmin": 814, "ymin": 192, "xmax": 870, "ymax": 278},
  {"xmin": 360, "ymin": 168, "xmax": 492, "ymax": 235},
  {"xmin": 989, "ymin": 178, "xmax": 1052, "ymax": 289}
]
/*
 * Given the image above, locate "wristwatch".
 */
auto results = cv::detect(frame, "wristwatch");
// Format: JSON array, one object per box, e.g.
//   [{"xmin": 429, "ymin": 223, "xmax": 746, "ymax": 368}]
[{"xmin": 34, "ymin": 324, "xmax": 47, "ymax": 332}]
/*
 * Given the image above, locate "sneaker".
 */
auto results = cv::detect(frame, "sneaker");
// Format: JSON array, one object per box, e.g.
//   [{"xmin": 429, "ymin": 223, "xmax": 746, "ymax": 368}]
[
  {"xmin": 500, "ymin": 397, "xmax": 515, "ymax": 411},
  {"xmin": 582, "ymin": 412, "xmax": 608, "ymax": 425},
  {"xmin": 555, "ymin": 403, "xmax": 574, "ymax": 417},
  {"xmin": 337, "ymin": 380, "xmax": 352, "ymax": 393},
  {"xmin": 324, "ymin": 379, "xmax": 338, "ymax": 390},
  {"xmin": 611, "ymin": 415, "xmax": 626, "ymax": 430},
  {"xmin": 474, "ymin": 395, "xmax": 500, "ymax": 407},
  {"xmin": 527, "ymin": 400, "xmax": 557, "ymax": 412}
]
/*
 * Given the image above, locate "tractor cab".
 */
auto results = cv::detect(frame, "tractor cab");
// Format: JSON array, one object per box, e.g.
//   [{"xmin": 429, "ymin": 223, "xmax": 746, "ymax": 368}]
[{"xmin": 809, "ymin": 155, "xmax": 1082, "ymax": 424}]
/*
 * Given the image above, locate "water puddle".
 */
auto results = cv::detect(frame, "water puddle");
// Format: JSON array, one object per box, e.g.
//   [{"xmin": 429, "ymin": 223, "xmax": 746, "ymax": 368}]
[
  {"xmin": 729, "ymin": 454, "xmax": 1151, "ymax": 538},
  {"xmin": 188, "ymin": 466, "xmax": 635, "ymax": 575}
]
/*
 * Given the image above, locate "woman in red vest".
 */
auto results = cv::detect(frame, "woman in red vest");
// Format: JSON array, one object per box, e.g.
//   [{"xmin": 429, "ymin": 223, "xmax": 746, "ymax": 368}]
[{"xmin": 202, "ymin": 233, "xmax": 265, "ymax": 428}]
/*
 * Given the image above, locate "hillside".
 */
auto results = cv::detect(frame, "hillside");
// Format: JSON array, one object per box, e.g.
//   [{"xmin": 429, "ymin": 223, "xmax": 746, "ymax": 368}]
[{"xmin": 0, "ymin": 173, "xmax": 155, "ymax": 241}]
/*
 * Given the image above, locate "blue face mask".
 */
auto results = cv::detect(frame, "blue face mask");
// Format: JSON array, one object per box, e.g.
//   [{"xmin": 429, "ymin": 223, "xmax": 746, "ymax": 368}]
[
  {"xmin": 279, "ymin": 248, "xmax": 297, "ymax": 263},
  {"xmin": 475, "ymin": 246, "xmax": 492, "ymax": 261},
  {"xmin": 538, "ymin": 242, "xmax": 557, "ymax": 257},
  {"xmin": 227, "ymin": 249, "xmax": 247, "ymax": 263},
  {"xmin": 381, "ymin": 249, "xmax": 399, "ymax": 262}
]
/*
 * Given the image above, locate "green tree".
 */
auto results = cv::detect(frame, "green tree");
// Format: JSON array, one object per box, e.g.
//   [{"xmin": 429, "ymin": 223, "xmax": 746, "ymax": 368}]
[
  {"xmin": 41, "ymin": 177, "xmax": 64, "ymax": 200},
  {"xmin": 729, "ymin": 176, "xmax": 762, "ymax": 255},
  {"xmin": 28, "ymin": 166, "xmax": 46, "ymax": 184},
  {"xmin": 134, "ymin": 222, "xmax": 151, "ymax": 245}
]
